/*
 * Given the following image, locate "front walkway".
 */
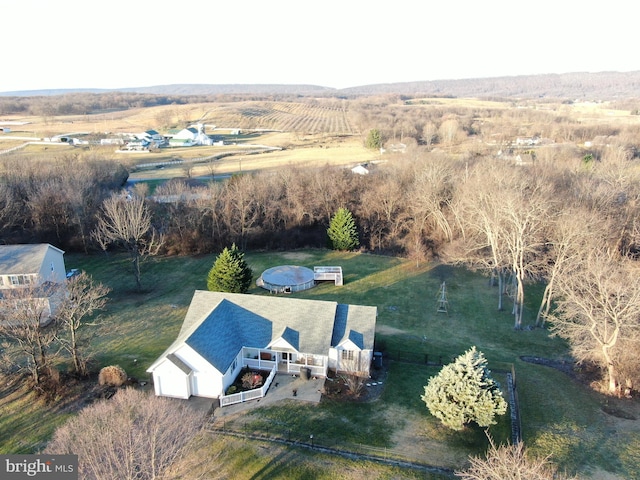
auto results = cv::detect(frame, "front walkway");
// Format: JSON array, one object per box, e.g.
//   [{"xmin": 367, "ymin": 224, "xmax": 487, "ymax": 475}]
[{"xmin": 211, "ymin": 373, "xmax": 324, "ymax": 423}]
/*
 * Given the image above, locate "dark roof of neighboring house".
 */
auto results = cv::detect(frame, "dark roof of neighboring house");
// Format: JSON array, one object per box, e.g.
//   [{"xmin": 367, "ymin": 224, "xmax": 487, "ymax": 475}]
[
  {"xmin": 149, "ymin": 291, "xmax": 377, "ymax": 374},
  {"xmin": 0, "ymin": 244, "xmax": 63, "ymax": 276}
]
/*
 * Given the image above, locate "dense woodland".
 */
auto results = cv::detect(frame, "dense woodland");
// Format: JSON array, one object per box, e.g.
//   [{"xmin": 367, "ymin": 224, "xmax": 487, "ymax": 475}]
[{"xmin": 2, "ymin": 91, "xmax": 640, "ymax": 398}]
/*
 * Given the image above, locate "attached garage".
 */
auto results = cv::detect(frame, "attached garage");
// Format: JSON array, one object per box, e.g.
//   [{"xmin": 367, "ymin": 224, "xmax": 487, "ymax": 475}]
[{"xmin": 150, "ymin": 354, "xmax": 192, "ymax": 399}]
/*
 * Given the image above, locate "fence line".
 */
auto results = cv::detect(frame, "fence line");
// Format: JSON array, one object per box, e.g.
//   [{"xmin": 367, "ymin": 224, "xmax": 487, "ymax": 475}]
[
  {"xmin": 507, "ymin": 364, "xmax": 523, "ymax": 443},
  {"xmin": 204, "ymin": 424, "xmax": 456, "ymax": 477},
  {"xmin": 209, "ymin": 352, "xmax": 522, "ymax": 471},
  {"xmin": 388, "ymin": 353, "xmax": 522, "ymax": 444},
  {"xmin": 220, "ymin": 365, "xmax": 277, "ymax": 407}
]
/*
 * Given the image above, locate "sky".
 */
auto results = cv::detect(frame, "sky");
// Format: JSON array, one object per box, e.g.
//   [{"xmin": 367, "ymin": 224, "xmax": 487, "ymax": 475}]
[{"xmin": 3, "ymin": 0, "xmax": 640, "ymax": 92}]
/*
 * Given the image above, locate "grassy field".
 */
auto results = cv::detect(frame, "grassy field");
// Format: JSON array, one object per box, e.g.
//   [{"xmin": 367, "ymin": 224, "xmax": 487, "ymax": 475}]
[{"xmin": 2, "ymin": 249, "xmax": 637, "ymax": 478}]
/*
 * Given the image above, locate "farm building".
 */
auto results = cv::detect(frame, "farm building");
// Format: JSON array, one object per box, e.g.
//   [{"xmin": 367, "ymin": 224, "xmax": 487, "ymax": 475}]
[
  {"xmin": 167, "ymin": 124, "xmax": 213, "ymax": 147},
  {"xmin": 135, "ymin": 130, "xmax": 165, "ymax": 147}
]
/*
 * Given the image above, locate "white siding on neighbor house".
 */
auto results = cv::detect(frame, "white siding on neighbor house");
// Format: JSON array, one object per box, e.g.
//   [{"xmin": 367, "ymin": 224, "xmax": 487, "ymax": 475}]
[
  {"xmin": 173, "ymin": 128, "xmax": 197, "ymax": 140},
  {"xmin": 152, "ymin": 359, "xmax": 191, "ymax": 399},
  {"xmin": 40, "ymin": 246, "xmax": 66, "ymax": 283}
]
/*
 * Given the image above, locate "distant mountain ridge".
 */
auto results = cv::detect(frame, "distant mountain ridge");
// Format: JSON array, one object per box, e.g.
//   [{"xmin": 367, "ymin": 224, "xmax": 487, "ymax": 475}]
[{"xmin": 2, "ymin": 71, "xmax": 640, "ymax": 99}]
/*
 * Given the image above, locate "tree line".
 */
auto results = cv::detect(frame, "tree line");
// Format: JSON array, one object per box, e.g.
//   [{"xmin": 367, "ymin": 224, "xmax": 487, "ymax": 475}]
[
  {"xmin": 0, "ymin": 91, "xmax": 332, "ymax": 117},
  {"xmin": 2, "ymin": 97, "xmax": 640, "ymax": 395}
]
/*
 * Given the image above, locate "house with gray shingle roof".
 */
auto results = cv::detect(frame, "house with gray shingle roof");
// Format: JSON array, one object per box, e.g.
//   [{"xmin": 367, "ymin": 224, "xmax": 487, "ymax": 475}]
[
  {"xmin": 0, "ymin": 244, "xmax": 67, "ymax": 325},
  {"xmin": 147, "ymin": 290, "xmax": 377, "ymax": 400}
]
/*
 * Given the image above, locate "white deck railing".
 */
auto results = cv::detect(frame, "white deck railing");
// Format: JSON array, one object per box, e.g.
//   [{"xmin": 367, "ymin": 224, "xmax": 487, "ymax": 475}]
[
  {"xmin": 285, "ymin": 363, "xmax": 326, "ymax": 377},
  {"xmin": 220, "ymin": 364, "xmax": 277, "ymax": 407},
  {"xmin": 313, "ymin": 266, "xmax": 343, "ymax": 286}
]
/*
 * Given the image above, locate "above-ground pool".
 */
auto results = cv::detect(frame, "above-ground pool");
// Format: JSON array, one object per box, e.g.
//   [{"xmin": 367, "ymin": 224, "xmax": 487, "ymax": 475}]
[{"xmin": 256, "ymin": 265, "xmax": 316, "ymax": 293}]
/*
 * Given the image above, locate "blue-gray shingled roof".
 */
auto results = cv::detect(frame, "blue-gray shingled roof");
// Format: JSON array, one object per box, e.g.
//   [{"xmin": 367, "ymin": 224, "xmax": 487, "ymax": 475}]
[
  {"xmin": 148, "ymin": 291, "xmax": 377, "ymax": 375},
  {"xmin": 185, "ymin": 299, "xmax": 273, "ymax": 371},
  {"xmin": 330, "ymin": 303, "xmax": 376, "ymax": 349}
]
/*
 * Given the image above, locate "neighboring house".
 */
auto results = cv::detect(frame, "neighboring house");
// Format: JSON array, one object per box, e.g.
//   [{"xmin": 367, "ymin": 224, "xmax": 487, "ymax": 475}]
[
  {"xmin": 168, "ymin": 124, "xmax": 213, "ymax": 147},
  {"xmin": 168, "ymin": 137, "xmax": 195, "ymax": 148},
  {"xmin": 351, "ymin": 164, "xmax": 369, "ymax": 175},
  {"xmin": 0, "ymin": 244, "xmax": 67, "ymax": 324},
  {"xmin": 147, "ymin": 291, "xmax": 377, "ymax": 400},
  {"xmin": 134, "ymin": 129, "xmax": 165, "ymax": 147},
  {"xmin": 124, "ymin": 139, "xmax": 150, "ymax": 151}
]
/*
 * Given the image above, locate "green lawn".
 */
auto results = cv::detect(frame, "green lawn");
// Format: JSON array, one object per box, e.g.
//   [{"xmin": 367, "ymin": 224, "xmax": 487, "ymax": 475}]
[{"xmin": 1, "ymin": 249, "xmax": 636, "ymax": 478}]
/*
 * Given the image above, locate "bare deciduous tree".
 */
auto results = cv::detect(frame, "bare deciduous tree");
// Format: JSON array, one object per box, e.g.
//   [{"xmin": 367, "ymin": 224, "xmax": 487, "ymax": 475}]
[
  {"xmin": 45, "ymin": 388, "xmax": 204, "ymax": 480},
  {"xmin": 54, "ymin": 272, "xmax": 111, "ymax": 376},
  {"xmin": 407, "ymin": 155, "xmax": 456, "ymax": 245},
  {"xmin": 93, "ymin": 193, "xmax": 163, "ymax": 290},
  {"xmin": 456, "ymin": 436, "xmax": 575, "ymax": 480},
  {"xmin": 421, "ymin": 121, "xmax": 438, "ymax": 147},
  {"xmin": 221, "ymin": 175, "xmax": 260, "ymax": 249},
  {"xmin": 338, "ymin": 350, "xmax": 372, "ymax": 397},
  {"xmin": 550, "ymin": 248, "xmax": 640, "ymax": 394},
  {"xmin": 439, "ymin": 117, "xmax": 461, "ymax": 145},
  {"xmin": 0, "ymin": 280, "xmax": 61, "ymax": 387},
  {"xmin": 455, "ymin": 162, "xmax": 554, "ymax": 328},
  {"xmin": 535, "ymin": 207, "xmax": 605, "ymax": 327},
  {"xmin": 497, "ymin": 174, "xmax": 555, "ymax": 329},
  {"xmin": 358, "ymin": 171, "xmax": 407, "ymax": 251},
  {"xmin": 454, "ymin": 162, "xmax": 509, "ymax": 311}
]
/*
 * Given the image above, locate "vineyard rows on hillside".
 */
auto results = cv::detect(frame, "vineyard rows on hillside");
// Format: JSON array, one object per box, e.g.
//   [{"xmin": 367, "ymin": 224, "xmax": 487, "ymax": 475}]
[{"xmin": 214, "ymin": 101, "xmax": 356, "ymax": 134}]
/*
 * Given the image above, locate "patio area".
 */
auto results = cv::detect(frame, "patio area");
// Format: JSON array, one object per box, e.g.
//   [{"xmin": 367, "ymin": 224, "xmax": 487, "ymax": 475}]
[{"xmin": 210, "ymin": 373, "xmax": 324, "ymax": 423}]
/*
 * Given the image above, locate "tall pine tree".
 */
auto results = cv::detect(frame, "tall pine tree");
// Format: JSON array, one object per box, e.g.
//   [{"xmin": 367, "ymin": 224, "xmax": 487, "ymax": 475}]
[
  {"xmin": 365, "ymin": 129, "xmax": 382, "ymax": 149},
  {"xmin": 327, "ymin": 207, "xmax": 360, "ymax": 251},
  {"xmin": 207, "ymin": 244, "xmax": 253, "ymax": 293},
  {"xmin": 421, "ymin": 346, "xmax": 507, "ymax": 431}
]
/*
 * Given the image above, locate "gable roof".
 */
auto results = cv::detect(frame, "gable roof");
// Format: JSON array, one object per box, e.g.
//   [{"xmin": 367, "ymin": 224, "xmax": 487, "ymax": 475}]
[
  {"xmin": 275, "ymin": 326, "xmax": 300, "ymax": 350},
  {"xmin": 331, "ymin": 303, "xmax": 377, "ymax": 349},
  {"xmin": 148, "ymin": 291, "xmax": 376, "ymax": 375},
  {"xmin": 0, "ymin": 244, "xmax": 64, "ymax": 276}
]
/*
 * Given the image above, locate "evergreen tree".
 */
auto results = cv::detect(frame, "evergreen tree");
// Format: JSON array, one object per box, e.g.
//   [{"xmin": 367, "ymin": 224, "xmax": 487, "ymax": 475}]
[
  {"xmin": 365, "ymin": 129, "xmax": 382, "ymax": 149},
  {"xmin": 421, "ymin": 346, "xmax": 507, "ymax": 431},
  {"xmin": 207, "ymin": 244, "xmax": 253, "ymax": 293},
  {"xmin": 327, "ymin": 207, "xmax": 360, "ymax": 251}
]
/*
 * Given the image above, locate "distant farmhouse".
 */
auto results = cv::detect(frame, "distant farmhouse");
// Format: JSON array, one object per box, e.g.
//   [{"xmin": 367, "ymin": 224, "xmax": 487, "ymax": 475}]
[
  {"xmin": 120, "ymin": 124, "xmax": 214, "ymax": 151},
  {"xmin": 0, "ymin": 244, "xmax": 67, "ymax": 325},
  {"xmin": 166, "ymin": 124, "xmax": 214, "ymax": 147}
]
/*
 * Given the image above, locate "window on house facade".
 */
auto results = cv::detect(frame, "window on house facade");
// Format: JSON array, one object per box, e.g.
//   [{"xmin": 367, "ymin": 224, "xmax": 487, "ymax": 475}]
[
  {"xmin": 341, "ymin": 350, "xmax": 354, "ymax": 361},
  {"xmin": 9, "ymin": 275, "xmax": 33, "ymax": 286}
]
